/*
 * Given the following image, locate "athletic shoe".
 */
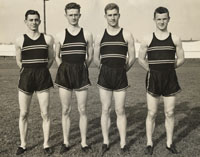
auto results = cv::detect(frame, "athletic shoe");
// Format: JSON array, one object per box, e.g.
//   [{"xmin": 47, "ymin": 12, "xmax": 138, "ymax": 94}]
[
  {"xmin": 120, "ymin": 145, "xmax": 129, "ymax": 155},
  {"xmin": 60, "ymin": 144, "xmax": 70, "ymax": 154},
  {"xmin": 166, "ymin": 143, "xmax": 178, "ymax": 154},
  {"xmin": 81, "ymin": 145, "xmax": 92, "ymax": 153},
  {"xmin": 145, "ymin": 145, "xmax": 153, "ymax": 155},
  {"xmin": 43, "ymin": 147, "xmax": 53, "ymax": 155},
  {"xmin": 16, "ymin": 147, "xmax": 27, "ymax": 155},
  {"xmin": 101, "ymin": 144, "xmax": 110, "ymax": 156}
]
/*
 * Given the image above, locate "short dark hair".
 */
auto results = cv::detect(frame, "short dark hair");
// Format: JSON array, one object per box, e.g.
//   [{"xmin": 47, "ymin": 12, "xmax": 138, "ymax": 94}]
[
  {"xmin": 104, "ymin": 3, "xmax": 119, "ymax": 14},
  {"xmin": 25, "ymin": 10, "xmax": 40, "ymax": 20},
  {"xmin": 154, "ymin": 7, "xmax": 170, "ymax": 19},
  {"xmin": 65, "ymin": 2, "xmax": 81, "ymax": 14}
]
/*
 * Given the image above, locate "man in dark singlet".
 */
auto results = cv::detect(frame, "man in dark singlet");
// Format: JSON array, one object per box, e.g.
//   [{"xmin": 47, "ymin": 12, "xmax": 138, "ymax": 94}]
[
  {"xmin": 138, "ymin": 7, "xmax": 185, "ymax": 155},
  {"xmin": 15, "ymin": 10, "xmax": 54, "ymax": 155},
  {"xmin": 55, "ymin": 2, "xmax": 93, "ymax": 154},
  {"xmin": 94, "ymin": 3, "xmax": 136, "ymax": 155}
]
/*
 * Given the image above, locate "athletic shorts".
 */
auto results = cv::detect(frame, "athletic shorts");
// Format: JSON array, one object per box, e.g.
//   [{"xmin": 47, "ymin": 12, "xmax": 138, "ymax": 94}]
[
  {"xmin": 146, "ymin": 69, "xmax": 181, "ymax": 97},
  {"xmin": 55, "ymin": 62, "xmax": 91, "ymax": 91},
  {"xmin": 97, "ymin": 64, "xmax": 129, "ymax": 91},
  {"xmin": 18, "ymin": 67, "xmax": 53, "ymax": 94}
]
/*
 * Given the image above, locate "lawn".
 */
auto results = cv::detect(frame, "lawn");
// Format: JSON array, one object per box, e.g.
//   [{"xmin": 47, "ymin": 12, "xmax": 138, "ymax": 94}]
[{"xmin": 0, "ymin": 58, "xmax": 200, "ymax": 157}]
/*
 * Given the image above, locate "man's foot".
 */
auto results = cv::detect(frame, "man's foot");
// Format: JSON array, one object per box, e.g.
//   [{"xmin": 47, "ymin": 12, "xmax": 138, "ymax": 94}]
[
  {"xmin": 16, "ymin": 147, "xmax": 27, "ymax": 155},
  {"xmin": 43, "ymin": 147, "xmax": 53, "ymax": 155},
  {"xmin": 166, "ymin": 143, "xmax": 178, "ymax": 154},
  {"xmin": 120, "ymin": 145, "xmax": 129, "ymax": 155},
  {"xmin": 81, "ymin": 145, "xmax": 92, "ymax": 153},
  {"xmin": 60, "ymin": 144, "xmax": 70, "ymax": 154},
  {"xmin": 145, "ymin": 145, "xmax": 153, "ymax": 155},
  {"xmin": 101, "ymin": 144, "xmax": 110, "ymax": 156}
]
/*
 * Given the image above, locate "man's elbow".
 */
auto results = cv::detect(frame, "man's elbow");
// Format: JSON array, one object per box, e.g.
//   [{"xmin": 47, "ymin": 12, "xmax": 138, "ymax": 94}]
[
  {"xmin": 88, "ymin": 55, "xmax": 93, "ymax": 62},
  {"xmin": 93, "ymin": 57, "xmax": 99, "ymax": 66},
  {"xmin": 138, "ymin": 57, "xmax": 143, "ymax": 65},
  {"xmin": 179, "ymin": 56, "xmax": 185, "ymax": 64}
]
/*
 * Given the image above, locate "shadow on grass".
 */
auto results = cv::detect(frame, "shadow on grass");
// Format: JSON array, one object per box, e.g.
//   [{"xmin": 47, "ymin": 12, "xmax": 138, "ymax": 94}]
[
  {"xmin": 87, "ymin": 102, "xmax": 154, "ymax": 147},
  {"xmin": 153, "ymin": 101, "xmax": 200, "ymax": 147},
  {"xmin": 174, "ymin": 103, "xmax": 200, "ymax": 144},
  {"xmin": 43, "ymin": 101, "xmax": 199, "ymax": 152}
]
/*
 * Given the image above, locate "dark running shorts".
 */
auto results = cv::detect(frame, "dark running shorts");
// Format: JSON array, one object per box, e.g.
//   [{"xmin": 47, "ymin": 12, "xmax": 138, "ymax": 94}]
[
  {"xmin": 146, "ymin": 69, "xmax": 181, "ymax": 97},
  {"xmin": 97, "ymin": 64, "xmax": 129, "ymax": 91},
  {"xmin": 18, "ymin": 67, "xmax": 53, "ymax": 94},
  {"xmin": 55, "ymin": 62, "xmax": 91, "ymax": 91}
]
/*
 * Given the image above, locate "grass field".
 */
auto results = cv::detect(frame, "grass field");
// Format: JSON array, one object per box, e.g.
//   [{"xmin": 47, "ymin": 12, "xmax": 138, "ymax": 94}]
[{"xmin": 0, "ymin": 58, "xmax": 200, "ymax": 157}]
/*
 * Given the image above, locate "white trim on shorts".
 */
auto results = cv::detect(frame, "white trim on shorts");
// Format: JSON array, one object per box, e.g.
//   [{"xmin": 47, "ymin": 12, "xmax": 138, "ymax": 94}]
[
  {"xmin": 18, "ymin": 87, "xmax": 53, "ymax": 95},
  {"xmin": 18, "ymin": 88, "xmax": 33, "ymax": 95},
  {"xmin": 163, "ymin": 89, "xmax": 182, "ymax": 97},
  {"xmin": 55, "ymin": 83, "xmax": 91, "ymax": 91},
  {"xmin": 147, "ymin": 89, "xmax": 182, "ymax": 97},
  {"xmin": 97, "ymin": 84, "xmax": 130, "ymax": 92},
  {"xmin": 146, "ymin": 71, "xmax": 150, "ymax": 92}
]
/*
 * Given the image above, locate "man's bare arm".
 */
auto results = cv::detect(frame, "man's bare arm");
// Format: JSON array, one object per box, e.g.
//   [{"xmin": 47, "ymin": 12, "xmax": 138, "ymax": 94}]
[
  {"xmin": 85, "ymin": 31, "xmax": 94, "ymax": 67},
  {"xmin": 93, "ymin": 34, "xmax": 102, "ymax": 68},
  {"xmin": 138, "ymin": 38, "xmax": 149, "ymax": 71},
  {"xmin": 45, "ymin": 34, "xmax": 55, "ymax": 69},
  {"xmin": 55, "ymin": 33, "xmax": 63, "ymax": 67},
  {"xmin": 15, "ymin": 36, "xmax": 23, "ymax": 69},
  {"xmin": 124, "ymin": 30, "xmax": 136, "ymax": 71},
  {"xmin": 173, "ymin": 35, "xmax": 185, "ymax": 68}
]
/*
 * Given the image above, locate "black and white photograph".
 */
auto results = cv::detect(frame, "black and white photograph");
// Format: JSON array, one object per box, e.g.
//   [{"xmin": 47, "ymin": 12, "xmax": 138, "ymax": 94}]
[{"xmin": 0, "ymin": 0, "xmax": 200, "ymax": 156}]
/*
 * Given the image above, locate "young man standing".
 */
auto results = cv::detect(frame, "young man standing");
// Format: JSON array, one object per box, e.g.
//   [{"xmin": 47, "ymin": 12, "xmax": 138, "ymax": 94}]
[
  {"xmin": 15, "ymin": 10, "xmax": 54, "ymax": 155},
  {"xmin": 94, "ymin": 3, "xmax": 135, "ymax": 155},
  {"xmin": 55, "ymin": 2, "xmax": 93, "ymax": 154},
  {"xmin": 138, "ymin": 7, "xmax": 185, "ymax": 155}
]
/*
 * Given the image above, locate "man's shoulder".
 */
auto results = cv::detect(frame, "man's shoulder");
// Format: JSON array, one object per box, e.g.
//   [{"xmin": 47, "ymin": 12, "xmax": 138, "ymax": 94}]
[
  {"xmin": 141, "ymin": 34, "xmax": 153, "ymax": 46},
  {"xmin": 16, "ymin": 34, "xmax": 24, "ymax": 41},
  {"xmin": 122, "ymin": 28, "xmax": 134, "ymax": 41},
  {"xmin": 56, "ymin": 30, "xmax": 66, "ymax": 38},
  {"xmin": 95, "ymin": 29, "xmax": 105, "ymax": 42},
  {"xmin": 171, "ymin": 33, "xmax": 181, "ymax": 45},
  {"xmin": 122, "ymin": 28, "xmax": 131, "ymax": 35},
  {"xmin": 82, "ymin": 28, "xmax": 92, "ymax": 39},
  {"xmin": 15, "ymin": 35, "xmax": 24, "ymax": 47},
  {"xmin": 55, "ymin": 30, "xmax": 66, "ymax": 44},
  {"xmin": 82, "ymin": 28, "xmax": 91, "ymax": 35},
  {"xmin": 44, "ymin": 33, "xmax": 54, "ymax": 45}
]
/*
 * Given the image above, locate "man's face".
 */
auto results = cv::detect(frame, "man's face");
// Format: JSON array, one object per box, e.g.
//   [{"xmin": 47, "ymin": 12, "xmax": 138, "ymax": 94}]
[
  {"xmin": 105, "ymin": 9, "xmax": 120, "ymax": 27},
  {"xmin": 154, "ymin": 13, "xmax": 170, "ymax": 31},
  {"xmin": 65, "ymin": 9, "xmax": 81, "ymax": 26},
  {"xmin": 25, "ymin": 14, "xmax": 41, "ymax": 31}
]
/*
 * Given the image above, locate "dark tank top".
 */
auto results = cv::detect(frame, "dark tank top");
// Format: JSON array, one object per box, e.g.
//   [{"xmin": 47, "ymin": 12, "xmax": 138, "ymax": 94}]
[
  {"xmin": 147, "ymin": 33, "xmax": 176, "ymax": 71},
  {"xmin": 60, "ymin": 28, "xmax": 87, "ymax": 63},
  {"xmin": 21, "ymin": 33, "xmax": 48, "ymax": 68},
  {"xmin": 100, "ymin": 28, "xmax": 128, "ymax": 68}
]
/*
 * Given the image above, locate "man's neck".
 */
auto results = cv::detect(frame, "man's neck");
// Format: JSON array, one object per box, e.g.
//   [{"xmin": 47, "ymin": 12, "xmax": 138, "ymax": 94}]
[
  {"xmin": 155, "ymin": 29, "xmax": 169, "ymax": 40},
  {"xmin": 67, "ymin": 24, "xmax": 81, "ymax": 35},
  {"xmin": 26, "ymin": 30, "xmax": 40, "ymax": 40},
  {"xmin": 107, "ymin": 25, "xmax": 121, "ymax": 35}
]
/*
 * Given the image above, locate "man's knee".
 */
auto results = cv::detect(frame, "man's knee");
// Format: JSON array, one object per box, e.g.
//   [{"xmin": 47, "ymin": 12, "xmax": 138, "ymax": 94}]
[
  {"xmin": 115, "ymin": 107, "xmax": 125, "ymax": 116},
  {"xmin": 165, "ymin": 110, "xmax": 174, "ymax": 119},
  {"xmin": 41, "ymin": 112, "xmax": 49, "ymax": 121},
  {"xmin": 147, "ymin": 110, "xmax": 157, "ymax": 119},
  {"xmin": 62, "ymin": 106, "xmax": 71, "ymax": 116},
  {"xmin": 102, "ymin": 106, "xmax": 111, "ymax": 116},
  {"xmin": 78, "ymin": 105, "xmax": 86, "ymax": 115},
  {"xmin": 20, "ymin": 111, "xmax": 29, "ymax": 120}
]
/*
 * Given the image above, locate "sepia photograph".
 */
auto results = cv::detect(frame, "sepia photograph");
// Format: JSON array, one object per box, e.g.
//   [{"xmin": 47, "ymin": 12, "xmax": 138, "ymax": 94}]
[{"xmin": 0, "ymin": 0, "xmax": 200, "ymax": 156}]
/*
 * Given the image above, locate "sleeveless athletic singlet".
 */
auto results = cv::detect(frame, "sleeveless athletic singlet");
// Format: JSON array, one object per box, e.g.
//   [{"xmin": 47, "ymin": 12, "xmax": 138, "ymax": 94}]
[
  {"xmin": 147, "ymin": 33, "xmax": 176, "ymax": 70},
  {"xmin": 21, "ymin": 33, "xmax": 48, "ymax": 68},
  {"xmin": 60, "ymin": 28, "xmax": 87, "ymax": 63},
  {"xmin": 100, "ymin": 28, "xmax": 128, "ymax": 68}
]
